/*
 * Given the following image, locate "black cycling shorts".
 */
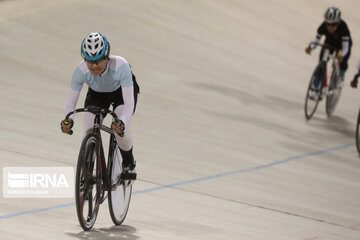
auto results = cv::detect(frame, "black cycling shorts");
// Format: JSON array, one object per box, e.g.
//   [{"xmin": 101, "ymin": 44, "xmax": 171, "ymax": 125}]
[{"xmin": 84, "ymin": 73, "xmax": 140, "ymax": 114}]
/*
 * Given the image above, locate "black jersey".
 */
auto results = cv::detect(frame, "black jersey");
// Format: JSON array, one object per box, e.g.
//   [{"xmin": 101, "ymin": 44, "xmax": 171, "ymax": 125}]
[{"xmin": 316, "ymin": 20, "xmax": 352, "ymax": 50}]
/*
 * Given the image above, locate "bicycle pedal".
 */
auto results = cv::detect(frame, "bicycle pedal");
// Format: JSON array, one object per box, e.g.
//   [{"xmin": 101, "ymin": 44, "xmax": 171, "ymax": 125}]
[{"xmin": 121, "ymin": 172, "xmax": 137, "ymax": 180}]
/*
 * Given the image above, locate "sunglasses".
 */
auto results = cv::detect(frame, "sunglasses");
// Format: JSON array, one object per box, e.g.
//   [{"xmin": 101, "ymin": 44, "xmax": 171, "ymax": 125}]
[
  {"xmin": 85, "ymin": 56, "xmax": 107, "ymax": 65},
  {"xmin": 326, "ymin": 23, "xmax": 339, "ymax": 27}
]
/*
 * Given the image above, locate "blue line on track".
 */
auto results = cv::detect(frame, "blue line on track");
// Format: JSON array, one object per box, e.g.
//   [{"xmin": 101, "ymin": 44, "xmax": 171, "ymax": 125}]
[{"xmin": 0, "ymin": 142, "xmax": 354, "ymax": 219}]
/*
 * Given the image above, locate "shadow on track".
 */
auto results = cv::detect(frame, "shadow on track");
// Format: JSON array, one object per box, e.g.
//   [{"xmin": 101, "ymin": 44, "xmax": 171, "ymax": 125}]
[
  {"xmin": 310, "ymin": 115, "xmax": 355, "ymax": 139},
  {"xmin": 65, "ymin": 225, "xmax": 139, "ymax": 240}
]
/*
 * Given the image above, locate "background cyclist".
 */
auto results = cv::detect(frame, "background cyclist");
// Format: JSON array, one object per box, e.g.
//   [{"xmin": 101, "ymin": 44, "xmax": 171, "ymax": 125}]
[
  {"xmin": 60, "ymin": 32, "xmax": 139, "ymax": 178},
  {"xmin": 305, "ymin": 6, "xmax": 352, "ymax": 96}
]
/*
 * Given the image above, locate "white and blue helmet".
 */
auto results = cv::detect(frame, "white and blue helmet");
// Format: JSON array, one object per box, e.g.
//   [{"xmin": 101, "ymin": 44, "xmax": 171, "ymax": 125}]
[
  {"xmin": 81, "ymin": 32, "xmax": 110, "ymax": 61},
  {"xmin": 324, "ymin": 6, "xmax": 341, "ymax": 24}
]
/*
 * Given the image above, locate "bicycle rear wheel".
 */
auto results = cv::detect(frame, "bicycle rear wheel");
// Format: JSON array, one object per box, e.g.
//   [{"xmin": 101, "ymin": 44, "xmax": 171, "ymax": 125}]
[
  {"xmin": 75, "ymin": 134, "xmax": 101, "ymax": 231},
  {"xmin": 305, "ymin": 64, "xmax": 324, "ymax": 120},
  {"xmin": 326, "ymin": 68, "xmax": 342, "ymax": 116},
  {"xmin": 108, "ymin": 138, "xmax": 132, "ymax": 225},
  {"xmin": 356, "ymin": 109, "xmax": 360, "ymax": 155}
]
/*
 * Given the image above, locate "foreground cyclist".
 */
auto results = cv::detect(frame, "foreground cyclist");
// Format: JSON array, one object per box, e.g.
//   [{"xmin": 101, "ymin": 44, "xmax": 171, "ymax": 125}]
[
  {"xmin": 61, "ymin": 32, "xmax": 139, "ymax": 179},
  {"xmin": 305, "ymin": 6, "xmax": 352, "ymax": 97}
]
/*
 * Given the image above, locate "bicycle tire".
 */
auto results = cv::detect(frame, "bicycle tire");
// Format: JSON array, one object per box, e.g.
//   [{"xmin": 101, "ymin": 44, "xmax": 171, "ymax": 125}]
[
  {"xmin": 108, "ymin": 137, "xmax": 132, "ymax": 225},
  {"xmin": 305, "ymin": 63, "xmax": 324, "ymax": 120},
  {"xmin": 356, "ymin": 109, "xmax": 360, "ymax": 155},
  {"xmin": 326, "ymin": 66, "xmax": 342, "ymax": 116},
  {"xmin": 75, "ymin": 134, "xmax": 101, "ymax": 231}
]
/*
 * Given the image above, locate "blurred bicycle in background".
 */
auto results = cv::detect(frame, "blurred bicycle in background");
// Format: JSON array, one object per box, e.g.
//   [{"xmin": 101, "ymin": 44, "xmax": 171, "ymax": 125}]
[{"xmin": 304, "ymin": 43, "xmax": 343, "ymax": 120}]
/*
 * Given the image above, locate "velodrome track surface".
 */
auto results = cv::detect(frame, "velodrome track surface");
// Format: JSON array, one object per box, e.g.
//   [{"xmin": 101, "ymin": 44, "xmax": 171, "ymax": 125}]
[{"xmin": 1, "ymin": 0, "xmax": 360, "ymax": 239}]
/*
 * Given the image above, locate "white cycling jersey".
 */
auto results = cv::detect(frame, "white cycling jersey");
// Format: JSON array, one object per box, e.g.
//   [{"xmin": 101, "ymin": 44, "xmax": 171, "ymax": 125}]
[
  {"xmin": 70, "ymin": 55, "xmax": 133, "ymax": 92},
  {"xmin": 64, "ymin": 55, "xmax": 135, "ymax": 128}
]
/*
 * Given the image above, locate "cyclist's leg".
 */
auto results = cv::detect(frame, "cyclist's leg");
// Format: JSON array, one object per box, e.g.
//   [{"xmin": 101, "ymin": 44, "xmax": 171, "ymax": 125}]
[
  {"xmin": 83, "ymin": 112, "xmax": 104, "ymax": 135},
  {"xmin": 113, "ymin": 104, "xmax": 136, "ymax": 186},
  {"xmin": 339, "ymin": 47, "xmax": 351, "ymax": 79},
  {"xmin": 83, "ymin": 88, "xmax": 110, "ymax": 135},
  {"xmin": 112, "ymin": 84, "xmax": 138, "ymax": 170},
  {"xmin": 83, "ymin": 112, "xmax": 94, "ymax": 136},
  {"xmin": 113, "ymin": 106, "xmax": 135, "ymax": 168}
]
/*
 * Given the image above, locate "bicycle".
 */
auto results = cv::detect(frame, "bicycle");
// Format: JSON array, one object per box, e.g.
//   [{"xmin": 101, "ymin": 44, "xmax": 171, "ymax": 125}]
[
  {"xmin": 304, "ymin": 42, "xmax": 343, "ymax": 120},
  {"xmin": 63, "ymin": 106, "xmax": 136, "ymax": 231}
]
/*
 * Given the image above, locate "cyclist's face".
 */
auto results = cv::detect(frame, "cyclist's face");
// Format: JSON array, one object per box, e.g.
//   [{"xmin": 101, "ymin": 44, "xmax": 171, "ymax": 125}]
[
  {"xmin": 85, "ymin": 57, "xmax": 109, "ymax": 76},
  {"xmin": 326, "ymin": 23, "xmax": 339, "ymax": 33}
]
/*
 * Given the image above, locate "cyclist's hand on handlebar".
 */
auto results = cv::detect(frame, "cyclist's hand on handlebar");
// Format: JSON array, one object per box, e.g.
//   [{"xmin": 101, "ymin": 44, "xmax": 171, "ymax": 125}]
[
  {"xmin": 305, "ymin": 47, "xmax": 311, "ymax": 55},
  {"xmin": 112, "ymin": 120, "xmax": 125, "ymax": 137},
  {"xmin": 351, "ymin": 74, "xmax": 360, "ymax": 88},
  {"xmin": 61, "ymin": 118, "xmax": 74, "ymax": 135}
]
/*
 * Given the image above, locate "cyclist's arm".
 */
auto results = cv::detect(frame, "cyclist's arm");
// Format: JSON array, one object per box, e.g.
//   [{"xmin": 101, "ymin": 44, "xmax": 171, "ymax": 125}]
[
  {"xmin": 340, "ymin": 23, "xmax": 351, "ymax": 57},
  {"xmin": 341, "ymin": 39, "xmax": 350, "ymax": 57},
  {"xmin": 117, "ymin": 86, "xmax": 134, "ymax": 127},
  {"xmin": 64, "ymin": 66, "xmax": 85, "ymax": 119},
  {"xmin": 64, "ymin": 88, "xmax": 81, "ymax": 120},
  {"xmin": 309, "ymin": 24, "xmax": 325, "ymax": 49},
  {"xmin": 115, "ymin": 63, "xmax": 134, "ymax": 128},
  {"xmin": 309, "ymin": 35, "xmax": 321, "ymax": 49}
]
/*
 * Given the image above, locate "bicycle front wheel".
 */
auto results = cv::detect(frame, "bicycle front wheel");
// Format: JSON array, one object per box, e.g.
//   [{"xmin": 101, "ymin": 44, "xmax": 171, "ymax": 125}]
[
  {"xmin": 305, "ymin": 64, "xmax": 324, "ymax": 120},
  {"xmin": 108, "ymin": 141, "xmax": 132, "ymax": 225},
  {"xmin": 326, "ymin": 69, "xmax": 342, "ymax": 116},
  {"xmin": 75, "ymin": 134, "xmax": 101, "ymax": 231}
]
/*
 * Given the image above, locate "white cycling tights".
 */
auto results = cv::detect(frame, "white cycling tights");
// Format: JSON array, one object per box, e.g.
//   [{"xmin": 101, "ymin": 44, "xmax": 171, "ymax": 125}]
[{"xmin": 82, "ymin": 106, "xmax": 133, "ymax": 151}]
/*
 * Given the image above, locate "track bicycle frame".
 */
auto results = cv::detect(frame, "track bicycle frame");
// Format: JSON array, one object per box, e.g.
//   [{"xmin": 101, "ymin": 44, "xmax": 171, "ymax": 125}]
[
  {"xmin": 316, "ymin": 43, "xmax": 340, "ymax": 90},
  {"xmin": 65, "ymin": 106, "xmax": 121, "ymax": 192}
]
